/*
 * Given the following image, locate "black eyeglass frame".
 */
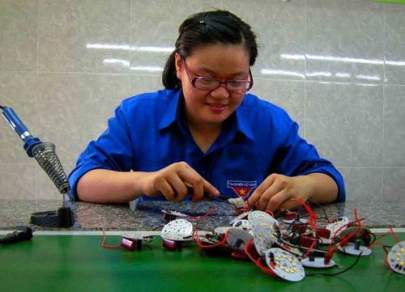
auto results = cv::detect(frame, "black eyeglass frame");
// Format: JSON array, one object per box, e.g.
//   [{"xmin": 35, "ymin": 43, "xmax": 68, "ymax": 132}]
[{"xmin": 181, "ymin": 58, "xmax": 254, "ymax": 93}]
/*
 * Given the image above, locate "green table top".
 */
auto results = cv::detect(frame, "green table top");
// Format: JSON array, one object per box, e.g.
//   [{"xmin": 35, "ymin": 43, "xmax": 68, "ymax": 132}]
[{"xmin": 1, "ymin": 233, "xmax": 404, "ymax": 292}]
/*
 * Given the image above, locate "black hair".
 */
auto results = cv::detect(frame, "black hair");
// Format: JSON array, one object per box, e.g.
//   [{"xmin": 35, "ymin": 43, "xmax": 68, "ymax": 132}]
[{"xmin": 162, "ymin": 10, "xmax": 258, "ymax": 89}]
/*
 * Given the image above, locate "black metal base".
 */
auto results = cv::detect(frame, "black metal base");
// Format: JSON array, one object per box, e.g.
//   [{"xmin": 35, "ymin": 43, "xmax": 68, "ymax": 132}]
[{"xmin": 30, "ymin": 207, "xmax": 74, "ymax": 228}]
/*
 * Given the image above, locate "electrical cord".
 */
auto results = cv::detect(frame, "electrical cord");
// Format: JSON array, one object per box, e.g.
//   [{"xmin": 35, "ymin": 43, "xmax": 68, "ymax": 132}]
[{"xmin": 0, "ymin": 226, "xmax": 33, "ymax": 244}]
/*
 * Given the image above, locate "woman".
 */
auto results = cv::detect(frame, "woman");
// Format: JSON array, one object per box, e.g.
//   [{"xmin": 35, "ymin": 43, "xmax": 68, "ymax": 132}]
[{"xmin": 68, "ymin": 10, "xmax": 345, "ymax": 212}]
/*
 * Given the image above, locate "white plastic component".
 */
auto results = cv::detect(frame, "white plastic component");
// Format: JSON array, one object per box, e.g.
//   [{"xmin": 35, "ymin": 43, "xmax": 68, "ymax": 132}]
[
  {"xmin": 338, "ymin": 242, "xmax": 372, "ymax": 256},
  {"xmin": 387, "ymin": 241, "xmax": 405, "ymax": 275},
  {"xmin": 299, "ymin": 218, "xmax": 308, "ymax": 224},
  {"xmin": 248, "ymin": 211, "xmax": 280, "ymax": 256},
  {"xmin": 265, "ymin": 248, "xmax": 305, "ymax": 282},
  {"xmin": 226, "ymin": 228, "xmax": 253, "ymax": 251},
  {"xmin": 326, "ymin": 217, "xmax": 349, "ymax": 238},
  {"xmin": 229, "ymin": 211, "xmax": 250, "ymax": 225},
  {"xmin": 161, "ymin": 209, "xmax": 188, "ymax": 218},
  {"xmin": 214, "ymin": 226, "xmax": 230, "ymax": 235},
  {"xmin": 231, "ymin": 219, "xmax": 252, "ymax": 231},
  {"xmin": 121, "ymin": 232, "xmax": 150, "ymax": 240},
  {"xmin": 282, "ymin": 218, "xmax": 295, "ymax": 224},
  {"xmin": 248, "ymin": 210, "xmax": 278, "ymax": 224},
  {"xmin": 278, "ymin": 241, "xmax": 303, "ymax": 257},
  {"xmin": 161, "ymin": 219, "xmax": 193, "ymax": 241},
  {"xmin": 194, "ymin": 231, "xmax": 221, "ymax": 244},
  {"xmin": 228, "ymin": 197, "xmax": 245, "ymax": 208},
  {"xmin": 301, "ymin": 257, "xmax": 336, "ymax": 268}
]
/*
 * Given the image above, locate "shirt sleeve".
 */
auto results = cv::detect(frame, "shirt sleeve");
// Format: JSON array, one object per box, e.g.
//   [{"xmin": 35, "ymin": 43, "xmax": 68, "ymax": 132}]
[
  {"xmin": 68, "ymin": 104, "xmax": 134, "ymax": 200},
  {"xmin": 273, "ymin": 120, "xmax": 346, "ymax": 202}
]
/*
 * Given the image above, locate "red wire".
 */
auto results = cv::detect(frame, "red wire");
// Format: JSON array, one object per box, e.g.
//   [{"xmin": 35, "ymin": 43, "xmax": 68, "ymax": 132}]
[
  {"xmin": 243, "ymin": 239, "xmax": 276, "ymax": 277},
  {"xmin": 387, "ymin": 225, "xmax": 400, "ymax": 243},
  {"xmin": 192, "ymin": 230, "xmax": 227, "ymax": 249}
]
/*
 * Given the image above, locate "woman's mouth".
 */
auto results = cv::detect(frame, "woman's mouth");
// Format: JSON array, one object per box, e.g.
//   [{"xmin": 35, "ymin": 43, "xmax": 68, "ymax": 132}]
[{"xmin": 207, "ymin": 103, "xmax": 227, "ymax": 113}]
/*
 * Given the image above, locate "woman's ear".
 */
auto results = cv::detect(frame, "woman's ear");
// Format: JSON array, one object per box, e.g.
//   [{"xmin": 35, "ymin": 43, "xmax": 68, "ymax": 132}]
[{"xmin": 174, "ymin": 53, "xmax": 183, "ymax": 80}]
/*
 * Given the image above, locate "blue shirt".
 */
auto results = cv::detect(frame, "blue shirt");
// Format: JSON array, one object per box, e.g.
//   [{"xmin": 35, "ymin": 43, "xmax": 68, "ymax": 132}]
[{"xmin": 68, "ymin": 89, "xmax": 345, "ymax": 202}]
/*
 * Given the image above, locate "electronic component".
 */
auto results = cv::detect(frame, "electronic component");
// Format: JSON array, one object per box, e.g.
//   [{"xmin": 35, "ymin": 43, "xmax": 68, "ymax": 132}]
[
  {"xmin": 214, "ymin": 226, "xmax": 231, "ymax": 235},
  {"xmin": 336, "ymin": 227, "xmax": 373, "ymax": 256},
  {"xmin": 228, "ymin": 197, "xmax": 246, "ymax": 209},
  {"xmin": 387, "ymin": 241, "xmax": 405, "ymax": 275},
  {"xmin": 161, "ymin": 219, "xmax": 193, "ymax": 250},
  {"xmin": 338, "ymin": 241, "xmax": 372, "ymax": 256},
  {"xmin": 226, "ymin": 227, "xmax": 253, "ymax": 251},
  {"xmin": 265, "ymin": 248, "xmax": 305, "ymax": 282},
  {"xmin": 301, "ymin": 256, "xmax": 336, "ymax": 269},
  {"xmin": 161, "ymin": 209, "xmax": 188, "ymax": 222},
  {"xmin": 231, "ymin": 219, "xmax": 252, "ymax": 232},
  {"xmin": 120, "ymin": 233, "xmax": 154, "ymax": 251},
  {"xmin": 320, "ymin": 217, "xmax": 349, "ymax": 244},
  {"xmin": 229, "ymin": 211, "xmax": 250, "ymax": 225},
  {"xmin": 248, "ymin": 210, "xmax": 280, "ymax": 256}
]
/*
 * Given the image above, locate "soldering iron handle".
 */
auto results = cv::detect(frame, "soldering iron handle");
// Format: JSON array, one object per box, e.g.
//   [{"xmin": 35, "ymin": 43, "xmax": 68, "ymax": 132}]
[{"xmin": 1, "ymin": 106, "xmax": 41, "ymax": 157}]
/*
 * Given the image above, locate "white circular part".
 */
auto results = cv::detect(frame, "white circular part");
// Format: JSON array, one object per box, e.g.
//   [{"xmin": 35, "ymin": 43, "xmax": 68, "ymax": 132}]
[
  {"xmin": 338, "ymin": 242, "xmax": 372, "ymax": 256},
  {"xmin": 248, "ymin": 211, "xmax": 280, "ymax": 256},
  {"xmin": 265, "ymin": 248, "xmax": 305, "ymax": 282},
  {"xmin": 214, "ymin": 226, "xmax": 230, "ymax": 235},
  {"xmin": 301, "ymin": 257, "xmax": 336, "ymax": 268},
  {"xmin": 387, "ymin": 241, "xmax": 405, "ymax": 275},
  {"xmin": 232, "ymin": 219, "xmax": 252, "ymax": 231},
  {"xmin": 248, "ymin": 210, "xmax": 278, "ymax": 225},
  {"xmin": 226, "ymin": 228, "xmax": 253, "ymax": 250},
  {"xmin": 161, "ymin": 219, "xmax": 193, "ymax": 241}
]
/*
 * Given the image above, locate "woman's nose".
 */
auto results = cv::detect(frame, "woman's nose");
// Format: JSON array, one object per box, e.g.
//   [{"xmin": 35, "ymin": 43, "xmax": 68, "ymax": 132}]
[{"xmin": 210, "ymin": 83, "xmax": 230, "ymax": 98}]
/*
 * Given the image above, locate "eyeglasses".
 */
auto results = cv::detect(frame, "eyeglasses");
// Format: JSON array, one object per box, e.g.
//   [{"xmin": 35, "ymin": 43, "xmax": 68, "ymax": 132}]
[{"xmin": 182, "ymin": 59, "xmax": 253, "ymax": 93}]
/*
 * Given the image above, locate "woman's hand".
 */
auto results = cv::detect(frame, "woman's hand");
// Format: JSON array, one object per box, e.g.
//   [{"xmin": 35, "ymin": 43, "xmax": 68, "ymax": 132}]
[
  {"xmin": 247, "ymin": 173, "xmax": 314, "ymax": 212},
  {"xmin": 141, "ymin": 161, "xmax": 219, "ymax": 202}
]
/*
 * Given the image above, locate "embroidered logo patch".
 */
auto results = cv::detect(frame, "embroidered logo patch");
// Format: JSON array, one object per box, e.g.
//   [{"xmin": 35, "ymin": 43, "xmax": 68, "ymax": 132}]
[{"xmin": 227, "ymin": 180, "xmax": 257, "ymax": 198}]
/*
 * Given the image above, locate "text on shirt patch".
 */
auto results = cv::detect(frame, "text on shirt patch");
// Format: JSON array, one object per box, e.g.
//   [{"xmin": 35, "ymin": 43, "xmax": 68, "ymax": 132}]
[{"xmin": 227, "ymin": 180, "xmax": 257, "ymax": 198}]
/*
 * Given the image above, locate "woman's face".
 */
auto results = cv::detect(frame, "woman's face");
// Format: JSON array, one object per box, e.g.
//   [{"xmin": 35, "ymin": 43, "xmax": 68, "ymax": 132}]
[{"xmin": 175, "ymin": 44, "xmax": 251, "ymax": 129}]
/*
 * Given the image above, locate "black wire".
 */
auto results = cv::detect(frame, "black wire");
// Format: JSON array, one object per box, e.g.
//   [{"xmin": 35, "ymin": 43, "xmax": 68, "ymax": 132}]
[
  {"xmin": 368, "ymin": 231, "xmax": 377, "ymax": 245},
  {"xmin": 0, "ymin": 227, "xmax": 33, "ymax": 244},
  {"xmin": 306, "ymin": 252, "xmax": 363, "ymax": 276}
]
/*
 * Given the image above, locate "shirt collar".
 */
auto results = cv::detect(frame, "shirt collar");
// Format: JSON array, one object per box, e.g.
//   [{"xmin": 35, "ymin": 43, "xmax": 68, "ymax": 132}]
[
  {"xmin": 158, "ymin": 89, "xmax": 255, "ymax": 141},
  {"xmin": 235, "ymin": 106, "xmax": 255, "ymax": 141},
  {"xmin": 158, "ymin": 89, "xmax": 182, "ymax": 130}
]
